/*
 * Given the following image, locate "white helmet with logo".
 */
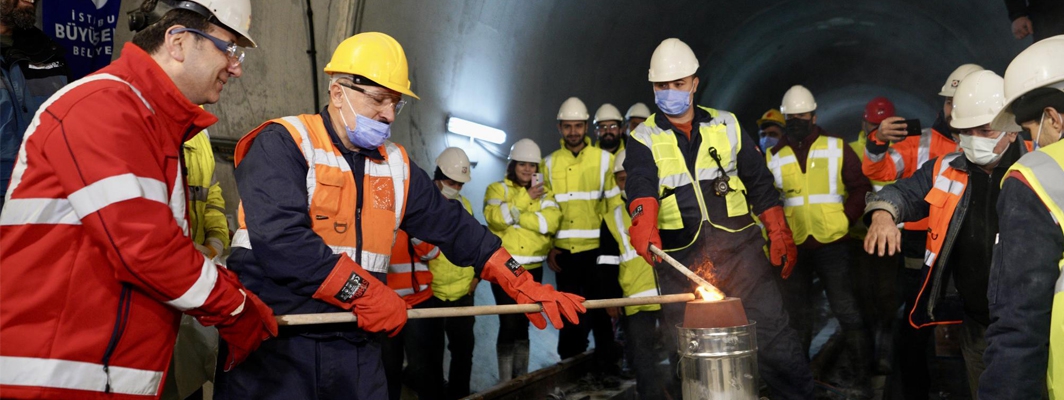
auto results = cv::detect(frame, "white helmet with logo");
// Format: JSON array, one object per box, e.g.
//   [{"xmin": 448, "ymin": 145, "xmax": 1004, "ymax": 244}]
[
  {"xmin": 436, "ymin": 147, "xmax": 471, "ymax": 183},
  {"xmin": 939, "ymin": 64, "xmax": 984, "ymax": 97}
]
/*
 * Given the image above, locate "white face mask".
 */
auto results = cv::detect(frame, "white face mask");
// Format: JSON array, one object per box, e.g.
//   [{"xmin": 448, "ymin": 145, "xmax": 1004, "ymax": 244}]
[
  {"xmin": 959, "ymin": 131, "xmax": 1007, "ymax": 166},
  {"xmin": 439, "ymin": 183, "xmax": 460, "ymax": 200}
]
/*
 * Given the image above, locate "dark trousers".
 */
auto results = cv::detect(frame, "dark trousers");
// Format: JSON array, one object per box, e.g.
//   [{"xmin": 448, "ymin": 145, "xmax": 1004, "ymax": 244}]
[
  {"xmin": 850, "ymin": 241, "xmax": 899, "ymax": 336},
  {"xmin": 403, "ymin": 295, "xmax": 476, "ymax": 400},
  {"xmin": 554, "ymin": 248, "xmax": 622, "ymax": 371},
  {"xmin": 896, "ymin": 266, "xmax": 933, "ymax": 399},
  {"xmin": 778, "ymin": 241, "xmax": 865, "ymax": 353},
  {"xmin": 659, "ymin": 226, "xmax": 814, "ymax": 400},
  {"xmin": 624, "ymin": 309, "xmax": 666, "ymax": 400},
  {"xmin": 491, "ymin": 267, "xmax": 543, "ymax": 379},
  {"xmin": 214, "ymin": 330, "xmax": 386, "ymax": 400},
  {"xmin": 381, "ymin": 327, "xmax": 406, "ymax": 400}
]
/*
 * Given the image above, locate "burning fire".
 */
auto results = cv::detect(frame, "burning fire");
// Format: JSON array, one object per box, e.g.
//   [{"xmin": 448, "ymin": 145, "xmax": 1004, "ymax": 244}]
[{"xmin": 696, "ymin": 285, "xmax": 725, "ymax": 301}]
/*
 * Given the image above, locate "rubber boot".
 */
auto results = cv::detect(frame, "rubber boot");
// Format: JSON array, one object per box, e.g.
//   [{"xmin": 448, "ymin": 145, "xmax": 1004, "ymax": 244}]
[
  {"xmin": 497, "ymin": 344, "xmax": 514, "ymax": 383},
  {"xmin": 846, "ymin": 330, "xmax": 875, "ymax": 399},
  {"xmin": 513, "ymin": 340, "xmax": 530, "ymax": 377}
]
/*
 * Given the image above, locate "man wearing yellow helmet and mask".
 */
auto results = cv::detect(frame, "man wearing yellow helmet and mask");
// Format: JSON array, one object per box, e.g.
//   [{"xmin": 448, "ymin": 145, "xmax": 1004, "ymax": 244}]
[{"xmin": 218, "ymin": 32, "xmax": 586, "ymax": 399}]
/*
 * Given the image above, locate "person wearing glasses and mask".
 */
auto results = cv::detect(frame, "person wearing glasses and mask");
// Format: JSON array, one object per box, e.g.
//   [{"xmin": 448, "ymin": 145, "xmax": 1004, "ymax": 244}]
[{"xmin": 220, "ymin": 32, "xmax": 586, "ymax": 400}]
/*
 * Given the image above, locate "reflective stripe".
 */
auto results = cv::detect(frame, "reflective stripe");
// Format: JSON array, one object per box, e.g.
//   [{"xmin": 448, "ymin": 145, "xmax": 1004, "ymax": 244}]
[
  {"xmin": 278, "ymin": 116, "xmax": 318, "ymax": 207},
  {"xmin": 599, "ymin": 150, "xmax": 610, "ymax": 195},
  {"xmin": 694, "ymin": 168, "xmax": 721, "ymax": 182},
  {"xmin": 394, "ymin": 285, "xmax": 429, "ymax": 297},
  {"xmin": 555, "ymin": 191, "xmax": 602, "ymax": 202},
  {"xmin": 597, "ymin": 255, "xmax": 621, "ymax": 265},
  {"xmin": 1057, "ymin": 269, "xmax": 1064, "ymax": 295},
  {"xmin": 0, "ymin": 355, "xmax": 163, "ymax": 396},
  {"xmin": 888, "ymin": 148, "xmax": 905, "ymax": 180},
  {"xmin": 659, "ymin": 173, "xmax": 691, "ymax": 188},
  {"xmin": 541, "ymin": 200, "xmax": 559, "ymax": 209},
  {"xmin": 388, "ymin": 262, "xmax": 430, "ymax": 273},
  {"xmin": 0, "ymin": 198, "xmax": 79, "ymax": 225},
  {"xmin": 165, "ymin": 255, "xmax": 218, "ymax": 310},
  {"xmin": 864, "ymin": 148, "xmax": 886, "ymax": 163},
  {"xmin": 232, "ymin": 228, "xmax": 250, "ymax": 249},
  {"xmin": 500, "ymin": 203, "xmax": 515, "ymax": 225},
  {"xmin": 486, "ymin": 199, "xmax": 502, "ymax": 206},
  {"xmin": 604, "ymin": 186, "xmax": 621, "ymax": 199},
  {"xmin": 67, "ymin": 173, "xmax": 169, "ymax": 219},
  {"xmin": 556, "ymin": 229, "xmax": 600, "ymax": 239},
  {"xmin": 536, "ymin": 212, "xmax": 548, "ymax": 234},
  {"xmin": 508, "ymin": 256, "xmax": 544, "ymax": 265},
  {"xmin": 187, "ymin": 185, "xmax": 210, "ymax": 202},
  {"xmin": 330, "ymin": 246, "xmax": 391, "ymax": 273},
  {"xmin": 628, "ymin": 288, "xmax": 659, "ymax": 298},
  {"xmin": 933, "ymin": 175, "xmax": 966, "ymax": 196},
  {"xmin": 809, "ymin": 139, "xmax": 842, "ymax": 195},
  {"xmin": 619, "ymin": 249, "xmax": 639, "ymax": 263},
  {"xmin": 924, "ymin": 249, "xmax": 937, "ymax": 267},
  {"xmin": 783, "ymin": 197, "xmax": 804, "ymax": 207},
  {"xmin": 422, "ymin": 246, "xmax": 440, "ymax": 261},
  {"xmin": 1021, "ymin": 151, "xmax": 1064, "ymax": 220},
  {"xmin": 917, "ymin": 128, "xmax": 933, "ymax": 169}
]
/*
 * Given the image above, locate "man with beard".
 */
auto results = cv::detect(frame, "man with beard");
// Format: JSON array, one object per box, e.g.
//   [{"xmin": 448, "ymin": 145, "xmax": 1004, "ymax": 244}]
[
  {"xmin": 1, "ymin": 0, "xmax": 69, "ymax": 207},
  {"xmin": 594, "ymin": 103, "xmax": 625, "ymax": 154},
  {"xmin": 766, "ymin": 85, "xmax": 873, "ymax": 397},
  {"xmin": 544, "ymin": 97, "xmax": 623, "ymax": 377}
]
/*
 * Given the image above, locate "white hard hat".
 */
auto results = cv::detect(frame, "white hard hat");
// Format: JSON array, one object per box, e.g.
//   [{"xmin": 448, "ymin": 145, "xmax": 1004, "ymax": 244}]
[
  {"xmin": 436, "ymin": 147, "xmax": 471, "ymax": 183},
  {"xmin": 950, "ymin": 70, "xmax": 1007, "ymax": 130},
  {"xmin": 180, "ymin": 0, "xmax": 256, "ymax": 48},
  {"xmin": 648, "ymin": 38, "xmax": 699, "ymax": 82},
  {"xmin": 613, "ymin": 149, "xmax": 626, "ymax": 173},
  {"xmin": 625, "ymin": 102, "xmax": 651, "ymax": 120},
  {"xmin": 991, "ymin": 35, "xmax": 1064, "ymax": 131},
  {"xmin": 557, "ymin": 97, "xmax": 589, "ymax": 121},
  {"xmin": 780, "ymin": 85, "xmax": 817, "ymax": 115},
  {"xmin": 509, "ymin": 139, "xmax": 541, "ymax": 163},
  {"xmin": 594, "ymin": 104, "xmax": 623, "ymax": 124},
  {"xmin": 939, "ymin": 64, "xmax": 984, "ymax": 97}
]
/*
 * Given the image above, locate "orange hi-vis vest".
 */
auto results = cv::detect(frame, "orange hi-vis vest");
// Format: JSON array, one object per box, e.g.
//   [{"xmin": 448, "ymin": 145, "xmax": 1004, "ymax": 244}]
[
  {"xmin": 910, "ymin": 152, "xmax": 967, "ymax": 328},
  {"xmin": 388, "ymin": 229, "xmax": 439, "ymax": 305},
  {"xmin": 230, "ymin": 114, "xmax": 411, "ymax": 273}
]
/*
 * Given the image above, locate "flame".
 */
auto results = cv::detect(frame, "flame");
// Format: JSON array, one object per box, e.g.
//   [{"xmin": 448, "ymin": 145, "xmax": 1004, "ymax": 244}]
[{"xmin": 696, "ymin": 285, "xmax": 725, "ymax": 301}]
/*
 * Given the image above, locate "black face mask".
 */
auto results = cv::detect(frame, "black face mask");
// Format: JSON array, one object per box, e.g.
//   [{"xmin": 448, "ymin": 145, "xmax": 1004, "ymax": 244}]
[{"xmin": 785, "ymin": 118, "xmax": 812, "ymax": 141}]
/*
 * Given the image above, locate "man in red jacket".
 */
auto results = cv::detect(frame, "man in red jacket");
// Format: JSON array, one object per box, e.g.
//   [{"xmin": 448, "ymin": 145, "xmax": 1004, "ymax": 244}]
[{"xmin": 0, "ymin": 1, "xmax": 276, "ymax": 399}]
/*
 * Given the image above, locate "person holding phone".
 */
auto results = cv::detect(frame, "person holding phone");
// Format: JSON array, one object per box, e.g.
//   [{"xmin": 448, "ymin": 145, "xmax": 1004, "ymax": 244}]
[{"xmin": 483, "ymin": 139, "xmax": 562, "ymax": 382}]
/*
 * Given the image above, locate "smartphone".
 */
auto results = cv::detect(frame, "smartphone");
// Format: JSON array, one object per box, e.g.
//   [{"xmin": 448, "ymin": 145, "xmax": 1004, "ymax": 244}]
[
  {"xmin": 900, "ymin": 119, "xmax": 922, "ymax": 136},
  {"xmin": 532, "ymin": 173, "xmax": 543, "ymax": 187}
]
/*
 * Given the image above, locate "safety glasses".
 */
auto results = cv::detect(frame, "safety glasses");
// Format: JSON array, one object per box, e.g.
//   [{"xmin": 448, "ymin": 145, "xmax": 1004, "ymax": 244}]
[
  {"xmin": 170, "ymin": 27, "xmax": 245, "ymax": 67},
  {"xmin": 339, "ymin": 82, "xmax": 407, "ymax": 115}
]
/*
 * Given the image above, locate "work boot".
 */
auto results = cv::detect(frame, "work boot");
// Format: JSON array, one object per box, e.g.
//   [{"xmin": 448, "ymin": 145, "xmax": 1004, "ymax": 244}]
[
  {"xmin": 497, "ymin": 344, "xmax": 514, "ymax": 383},
  {"xmin": 846, "ymin": 330, "xmax": 874, "ymax": 399},
  {"xmin": 513, "ymin": 340, "xmax": 530, "ymax": 377}
]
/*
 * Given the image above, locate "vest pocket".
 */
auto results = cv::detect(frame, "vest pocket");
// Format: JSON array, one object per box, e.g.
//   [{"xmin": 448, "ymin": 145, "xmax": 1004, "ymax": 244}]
[
  {"xmin": 724, "ymin": 177, "xmax": 749, "ymax": 217},
  {"xmin": 658, "ymin": 192, "xmax": 684, "ymax": 230},
  {"xmin": 313, "ymin": 168, "xmax": 346, "ymax": 217}
]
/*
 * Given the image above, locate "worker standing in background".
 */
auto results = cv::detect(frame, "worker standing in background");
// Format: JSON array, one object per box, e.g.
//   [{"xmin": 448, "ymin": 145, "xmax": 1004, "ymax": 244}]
[
  {"xmin": 766, "ymin": 85, "xmax": 873, "ymax": 396},
  {"xmin": 484, "ymin": 138, "xmax": 562, "ymax": 382},
  {"xmin": 381, "ymin": 228, "xmax": 438, "ymax": 400},
  {"xmin": 981, "ymin": 35, "xmax": 1064, "ymax": 399},
  {"xmin": 0, "ymin": 1, "xmax": 279, "ymax": 398},
  {"xmin": 162, "ymin": 128, "xmax": 234, "ymax": 400},
  {"xmin": 220, "ymin": 32, "xmax": 585, "ymax": 400},
  {"xmin": 848, "ymin": 97, "xmax": 900, "ymax": 374},
  {"xmin": 544, "ymin": 97, "xmax": 624, "ymax": 374},
  {"xmin": 594, "ymin": 103, "xmax": 626, "ymax": 154},
  {"xmin": 1, "ymin": 0, "xmax": 69, "ymax": 208},
  {"xmin": 403, "ymin": 147, "xmax": 480, "ymax": 399},
  {"xmin": 865, "ymin": 70, "xmax": 1028, "ymax": 399},
  {"xmin": 625, "ymin": 102, "xmax": 651, "ymax": 135},
  {"xmin": 605, "ymin": 149, "xmax": 666, "ymax": 399},
  {"xmin": 756, "ymin": 109, "xmax": 786, "ymax": 154},
  {"xmin": 625, "ymin": 38, "xmax": 813, "ymax": 399},
  {"xmin": 862, "ymin": 63, "xmax": 980, "ymax": 399}
]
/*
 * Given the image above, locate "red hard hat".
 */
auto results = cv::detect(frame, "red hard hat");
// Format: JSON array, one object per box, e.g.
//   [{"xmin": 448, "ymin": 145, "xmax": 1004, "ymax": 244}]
[{"xmin": 863, "ymin": 97, "xmax": 896, "ymax": 124}]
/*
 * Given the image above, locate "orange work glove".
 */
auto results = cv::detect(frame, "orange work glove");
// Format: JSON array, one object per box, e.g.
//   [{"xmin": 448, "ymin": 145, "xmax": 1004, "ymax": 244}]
[
  {"xmin": 629, "ymin": 198, "xmax": 663, "ymax": 264},
  {"xmin": 195, "ymin": 267, "xmax": 278, "ymax": 372},
  {"xmin": 312, "ymin": 255, "xmax": 410, "ymax": 337},
  {"xmin": 480, "ymin": 248, "xmax": 586, "ymax": 329},
  {"xmin": 759, "ymin": 205, "xmax": 798, "ymax": 279}
]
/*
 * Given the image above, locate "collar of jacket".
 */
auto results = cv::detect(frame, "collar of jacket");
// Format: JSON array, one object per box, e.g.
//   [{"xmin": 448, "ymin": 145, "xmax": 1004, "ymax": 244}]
[
  {"xmin": 650, "ymin": 106, "xmax": 711, "ymax": 134},
  {"xmin": 2, "ymin": 27, "xmax": 67, "ymax": 67},
  {"xmin": 772, "ymin": 124, "xmax": 827, "ymax": 153},
  {"xmin": 558, "ymin": 135, "xmax": 593, "ymax": 155},
  {"xmin": 949, "ymin": 136, "xmax": 1028, "ymax": 172},
  {"xmin": 319, "ymin": 106, "xmax": 385, "ymax": 160},
  {"xmin": 111, "ymin": 43, "xmax": 217, "ymax": 148}
]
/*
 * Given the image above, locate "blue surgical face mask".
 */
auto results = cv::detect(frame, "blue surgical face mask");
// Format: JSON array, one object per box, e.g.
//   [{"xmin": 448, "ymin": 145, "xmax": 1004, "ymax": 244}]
[
  {"xmin": 654, "ymin": 89, "xmax": 693, "ymax": 116},
  {"xmin": 759, "ymin": 135, "xmax": 779, "ymax": 153},
  {"xmin": 339, "ymin": 89, "xmax": 392, "ymax": 149}
]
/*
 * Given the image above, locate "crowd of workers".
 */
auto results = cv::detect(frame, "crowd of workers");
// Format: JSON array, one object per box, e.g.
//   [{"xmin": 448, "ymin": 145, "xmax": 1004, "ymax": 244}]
[{"xmin": 1, "ymin": 0, "xmax": 1064, "ymax": 399}]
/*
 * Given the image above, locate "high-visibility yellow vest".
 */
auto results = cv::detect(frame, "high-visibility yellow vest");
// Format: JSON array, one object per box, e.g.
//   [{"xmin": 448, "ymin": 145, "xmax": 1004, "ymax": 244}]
[
  {"xmin": 428, "ymin": 196, "xmax": 477, "ymax": 301},
  {"xmin": 183, "ymin": 130, "xmax": 230, "ymax": 249},
  {"xmin": 1004, "ymin": 142, "xmax": 1064, "ymax": 398},
  {"xmin": 628, "ymin": 107, "xmax": 754, "ymax": 251},
  {"xmin": 602, "ymin": 204, "xmax": 660, "ymax": 316},
  {"xmin": 766, "ymin": 135, "xmax": 848, "ymax": 245},
  {"xmin": 542, "ymin": 136, "xmax": 621, "ymax": 253},
  {"xmin": 484, "ymin": 179, "xmax": 561, "ymax": 270}
]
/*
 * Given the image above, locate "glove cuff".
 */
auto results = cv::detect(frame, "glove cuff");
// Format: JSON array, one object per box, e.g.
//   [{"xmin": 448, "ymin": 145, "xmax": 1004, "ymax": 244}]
[
  {"xmin": 480, "ymin": 248, "xmax": 531, "ymax": 294},
  {"xmin": 629, "ymin": 198, "xmax": 659, "ymax": 224},
  {"xmin": 313, "ymin": 255, "xmax": 372, "ymax": 310},
  {"xmin": 758, "ymin": 206, "xmax": 786, "ymax": 229}
]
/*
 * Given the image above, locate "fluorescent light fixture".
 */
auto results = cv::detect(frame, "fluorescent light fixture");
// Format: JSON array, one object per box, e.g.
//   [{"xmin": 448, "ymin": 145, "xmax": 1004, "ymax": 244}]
[{"xmin": 447, "ymin": 116, "xmax": 506, "ymax": 144}]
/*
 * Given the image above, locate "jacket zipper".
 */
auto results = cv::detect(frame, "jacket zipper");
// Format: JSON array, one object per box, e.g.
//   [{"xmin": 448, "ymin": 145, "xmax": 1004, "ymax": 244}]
[
  {"xmin": 926, "ymin": 175, "xmax": 971, "ymax": 319},
  {"xmin": 100, "ymin": 284, "xmax": 133, "ymax": 393},
  {"xmin": 354, "ymin": 155, "xmax": 364, "ymax": 265}
]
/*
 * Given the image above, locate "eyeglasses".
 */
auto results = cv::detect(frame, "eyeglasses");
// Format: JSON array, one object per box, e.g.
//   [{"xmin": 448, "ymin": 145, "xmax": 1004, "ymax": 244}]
[
  {"xmin": 170, "ymin": 28, "xmax": 245, "ymax": 67},
  {"xmin": 339, "ymin": 82, "xmax": 407, "ymax": 115},
  {"xmin": 595, "ymin": 123, "xmax": 620, "ymax": 132}
]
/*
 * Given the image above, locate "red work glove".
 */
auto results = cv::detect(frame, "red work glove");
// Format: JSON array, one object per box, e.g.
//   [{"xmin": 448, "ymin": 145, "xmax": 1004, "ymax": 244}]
[
  {"xmin": 629, "ymin": 198, "xmax": 663, "ymax": 264},
  {"xmin": 194, "ymin": 267, "xmax": 278, "ymax": 372},
  {"xmin": 759, "ymin": 206, "xmax": 798, "ymax": 279},
  {"xmin": 480, "ymin": 248, "xmax": 586, "ymax": 329},
  {"xmin": 312, "ymin": 255, "xmax": 410, "ymax": 337}
]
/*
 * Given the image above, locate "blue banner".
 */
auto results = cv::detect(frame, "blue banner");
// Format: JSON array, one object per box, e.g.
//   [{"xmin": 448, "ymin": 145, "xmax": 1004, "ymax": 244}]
[{"xmin": 43, "ymin": 0, "xmax": 121, "ymax": 80}]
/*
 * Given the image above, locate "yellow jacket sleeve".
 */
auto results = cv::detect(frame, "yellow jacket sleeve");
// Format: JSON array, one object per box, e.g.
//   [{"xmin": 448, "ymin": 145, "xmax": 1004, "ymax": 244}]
[
  {"xmin": 204, "ymin": 179, "xmax": 230, "ymax": 248},
  {"xmin": 484, "ymin": 181, "xmax": 512, "ymax": 232}
]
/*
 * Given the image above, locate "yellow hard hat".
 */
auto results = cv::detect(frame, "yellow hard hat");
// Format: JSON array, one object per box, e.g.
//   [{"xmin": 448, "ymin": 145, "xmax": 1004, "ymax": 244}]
[
  {"xmin": 757, "ymin": 109, "xmax": 786, "ymax": 127},
  {"xmin": 324, "ymin": 32, "xmax": 419, "ymax": 99}
]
